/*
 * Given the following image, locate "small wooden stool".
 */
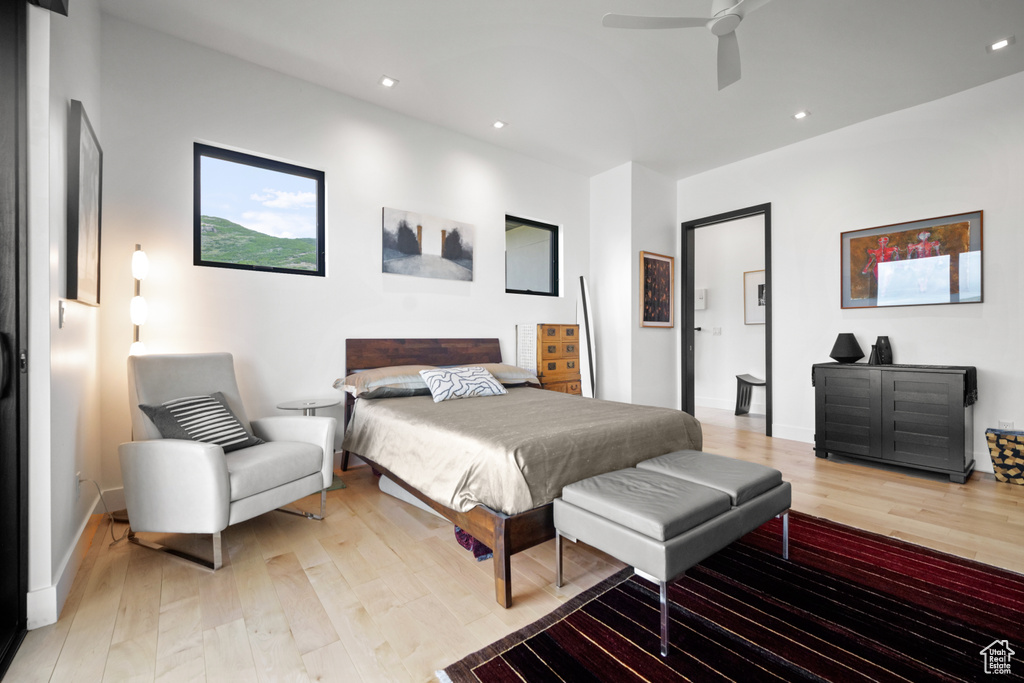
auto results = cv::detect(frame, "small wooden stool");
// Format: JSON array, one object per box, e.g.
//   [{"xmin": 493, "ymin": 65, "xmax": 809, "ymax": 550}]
[{"xmin": 735, "ymin": 374, "xmax": 765, "ymax": 415}]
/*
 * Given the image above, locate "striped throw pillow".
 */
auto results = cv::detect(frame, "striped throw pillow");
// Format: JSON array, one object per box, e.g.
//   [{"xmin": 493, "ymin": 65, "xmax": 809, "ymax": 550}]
[
  {"xmin": 140, "ymin": 392, "xmax": 263, "ymax": 452},
  {"xmin": 419, "ymin": 366, "xmax": 507, "ymax": 403}
]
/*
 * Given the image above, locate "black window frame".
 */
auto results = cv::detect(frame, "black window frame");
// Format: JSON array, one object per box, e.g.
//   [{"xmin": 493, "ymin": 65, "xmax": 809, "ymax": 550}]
[
  {"xmin": 193, "ymin": 143, "xmax": 326, "ymax": 277},
  {"xmin": 504, "ymin": 214, "xmax": 559, "ymax": 297}
]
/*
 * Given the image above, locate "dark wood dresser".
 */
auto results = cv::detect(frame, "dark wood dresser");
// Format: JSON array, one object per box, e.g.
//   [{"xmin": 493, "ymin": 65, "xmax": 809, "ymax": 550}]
[
  {"xmin": 536, "ymin": 324, "xmax": 581, "ymax": 395},
  {"xmin": 812, "ymin": 363, "xmax": 977, "ymax": 483}
]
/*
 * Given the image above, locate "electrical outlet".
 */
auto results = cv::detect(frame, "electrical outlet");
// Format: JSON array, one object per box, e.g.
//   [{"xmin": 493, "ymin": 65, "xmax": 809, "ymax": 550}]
[
  {"xmin": 999, "ymin": 420, "xmax": 1014, "ymax": 430},
  {"xmin": 76, "ymin": 471, "xmax": 81, "ymax": 501},
  {"xmin": 713, "ymin": 327, "xmax": 722, "ymax": 336}
]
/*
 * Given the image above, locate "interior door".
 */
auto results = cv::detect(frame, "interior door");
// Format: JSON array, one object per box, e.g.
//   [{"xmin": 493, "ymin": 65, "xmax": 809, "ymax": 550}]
[
  {"xmin": 0, "ymin": 0, "xmax": 29, "ymax": 676},
  {"xmin": 681, "ymin": 204, "xmax": 773, "ymax": 436}
]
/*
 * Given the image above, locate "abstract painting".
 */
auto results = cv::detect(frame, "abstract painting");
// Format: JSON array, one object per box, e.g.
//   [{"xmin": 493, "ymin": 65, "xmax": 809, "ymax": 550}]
[
  {"xmin": 640, "ymin": 251, "xmax": 674, "ymax": 327},
  {"xmin": 382, "ymin": 207, "xmax": 474, "ymax": 281},
  {"xmin": 841, "ymin": 211, "xmax": 982, "ymax": 308}
]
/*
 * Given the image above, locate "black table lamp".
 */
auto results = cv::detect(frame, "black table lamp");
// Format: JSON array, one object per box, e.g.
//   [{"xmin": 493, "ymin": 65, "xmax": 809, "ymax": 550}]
[{"xmin": 830, "ymin": 333, "xmax": 864, "ymax": 363}]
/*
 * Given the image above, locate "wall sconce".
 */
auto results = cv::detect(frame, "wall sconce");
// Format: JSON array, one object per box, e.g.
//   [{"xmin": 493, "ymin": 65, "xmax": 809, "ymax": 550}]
[{"xmin": 129, "ymin": 244, "xmax": 148, "ymax": 356}]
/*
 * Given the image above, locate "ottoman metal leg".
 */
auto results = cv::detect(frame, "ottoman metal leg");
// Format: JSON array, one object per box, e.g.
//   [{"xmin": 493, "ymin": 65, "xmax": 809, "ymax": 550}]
[
  {"xmin": 555, "ymin": 531, "xmax": 564, "ymax": 588},
  {"xmin": 780, "ymin": 511, "xmax": 789, "ymax": 560},
  {"xmin": 660, "ymin": 580, "xmax": 670, "ymax": 657}
]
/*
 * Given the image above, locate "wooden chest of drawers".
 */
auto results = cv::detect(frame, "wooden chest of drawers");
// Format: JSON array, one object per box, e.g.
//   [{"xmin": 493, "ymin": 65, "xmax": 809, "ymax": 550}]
[{"xmin": 536, "ymin": 324, "xmax": 581, "ymax": 395}]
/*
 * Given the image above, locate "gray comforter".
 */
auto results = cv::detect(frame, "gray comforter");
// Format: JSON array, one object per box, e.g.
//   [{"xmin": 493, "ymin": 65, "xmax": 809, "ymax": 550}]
[{"xmin": 342, "ymin": 388, "xmax": 703, "ymax": 515}]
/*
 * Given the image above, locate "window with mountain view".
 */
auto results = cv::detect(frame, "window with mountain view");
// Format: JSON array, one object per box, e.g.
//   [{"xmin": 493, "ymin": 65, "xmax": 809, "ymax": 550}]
[{"xmin": 193, "ymin": 143, "xmax": 326, "ymax": 277}]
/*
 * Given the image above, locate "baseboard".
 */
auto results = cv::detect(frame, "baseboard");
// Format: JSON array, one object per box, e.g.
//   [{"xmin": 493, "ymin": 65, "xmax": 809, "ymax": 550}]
[
  {"xmin": 695, "ymin": 397, "xmax": 766, "ymax": 415},
  {"xmin": 26, "ymin": 486, "xmax": 127, "ymax": 629},
  {"xmin": 771, "ymin": 424, "xmax": 814, "ymax": 444},
  {"xmin": 96, "ymin": 486, "xmax": 125, "ymax": 515},
  {"xmin": 26, "ymin": 503, "xmax": 94, "ymax": 629}
]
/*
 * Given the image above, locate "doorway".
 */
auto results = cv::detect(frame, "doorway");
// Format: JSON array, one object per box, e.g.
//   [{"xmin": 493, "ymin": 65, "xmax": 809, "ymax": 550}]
[
  {"xmin": 0, "ymin": 0, "xmax": 29, "ymax": 676},
  {"xmin": 681, "ymin": 204, "xmax": 772, "ymax": 437}
]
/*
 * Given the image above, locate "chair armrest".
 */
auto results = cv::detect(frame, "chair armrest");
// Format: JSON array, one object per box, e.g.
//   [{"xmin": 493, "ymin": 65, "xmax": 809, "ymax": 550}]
[
  {"xmin": 118, "ymin": 440, "xmax": 231, "ymax": 534},
  {"xmin": 251, "ymin": 416, "xmax": 337, "ymax": 488}
]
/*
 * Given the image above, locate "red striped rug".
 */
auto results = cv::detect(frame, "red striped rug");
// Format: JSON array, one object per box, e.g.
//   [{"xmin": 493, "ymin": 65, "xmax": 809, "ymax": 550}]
[{"xmin": 441, "ymin": 511, "xmax": 1024, "ymax": 682}]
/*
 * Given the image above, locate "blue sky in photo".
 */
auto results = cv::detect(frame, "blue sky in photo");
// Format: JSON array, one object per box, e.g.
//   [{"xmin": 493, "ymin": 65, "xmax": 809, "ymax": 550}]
[{"xmin": 200, "ymin": 156, "xmax": 318, "ymax": 239}]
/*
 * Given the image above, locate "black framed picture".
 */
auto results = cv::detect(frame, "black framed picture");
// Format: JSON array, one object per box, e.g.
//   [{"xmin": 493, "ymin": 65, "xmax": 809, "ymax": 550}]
[
  {"xmin": 194, "ymin": 143, "xmax": 326, "ymax": 277},
  {"xmin": 67, "ymin": 100, "xmax": 102, "ymax": 305},
  {"xmin": 841, "ymin": 211, "xmax": 982, "ymax": 309},
  {"xmin": 640, "ymin": 251, "xmax": 674, "ymax": 328}
]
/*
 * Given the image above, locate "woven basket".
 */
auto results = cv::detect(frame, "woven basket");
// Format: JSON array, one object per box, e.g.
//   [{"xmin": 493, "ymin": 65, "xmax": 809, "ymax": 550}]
[{"xmin": 985, "ymin": 429, "xmax": 1024, "ymax": 485}]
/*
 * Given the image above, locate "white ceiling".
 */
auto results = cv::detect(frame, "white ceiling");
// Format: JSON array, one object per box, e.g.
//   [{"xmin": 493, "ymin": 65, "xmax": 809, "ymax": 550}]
[{"xmin": 97, "ymin": 0, "xmax": 1024, "ymax": 179}]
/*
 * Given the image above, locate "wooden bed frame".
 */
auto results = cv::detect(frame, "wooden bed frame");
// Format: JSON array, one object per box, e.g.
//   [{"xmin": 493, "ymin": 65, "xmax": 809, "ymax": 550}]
[{"xmin": 341, "ymin": 338, "xmax": 555, "ymax": 608}]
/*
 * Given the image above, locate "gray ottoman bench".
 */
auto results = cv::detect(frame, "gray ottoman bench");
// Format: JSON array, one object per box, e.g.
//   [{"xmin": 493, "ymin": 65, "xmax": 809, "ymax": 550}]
[{"xmin": 554, "ymin": 450, "xmax": 791, "ymax": 657}]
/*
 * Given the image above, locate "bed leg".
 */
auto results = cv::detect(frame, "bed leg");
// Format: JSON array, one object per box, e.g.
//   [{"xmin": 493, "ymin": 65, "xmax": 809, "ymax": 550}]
[{"xmin": 493, "ymin": 519, "xmax": 512, "ymax": 608}]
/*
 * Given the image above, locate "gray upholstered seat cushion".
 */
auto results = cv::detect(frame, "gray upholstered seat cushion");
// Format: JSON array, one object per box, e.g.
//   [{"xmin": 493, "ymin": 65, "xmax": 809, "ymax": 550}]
[
  {"xmin": 224, "ymin": 441, "xmax": 323, "ymax": 501},
  {"xmin": 560, "ymin": 468, "xmax": 731, "ymax": 541},
  {"xmin": 637, "ymin": 450, "xmax": 782, "ymax": 507}
]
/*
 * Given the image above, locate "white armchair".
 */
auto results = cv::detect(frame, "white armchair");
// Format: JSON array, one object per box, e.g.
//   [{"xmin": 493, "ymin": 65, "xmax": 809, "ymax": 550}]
[{"xmin": 119, "ymin": 353, "xmax": 336, "ymax": 569}]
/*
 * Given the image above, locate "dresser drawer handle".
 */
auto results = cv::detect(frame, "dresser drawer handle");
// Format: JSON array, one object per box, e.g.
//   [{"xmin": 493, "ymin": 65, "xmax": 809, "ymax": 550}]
[{"xmin": 548, "ymin": 362, "xmax": 557, "ymax": 371}]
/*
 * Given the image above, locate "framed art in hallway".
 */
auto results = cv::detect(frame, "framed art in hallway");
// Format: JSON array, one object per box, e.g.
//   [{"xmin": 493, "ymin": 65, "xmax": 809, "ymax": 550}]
[
  {"xmin": 744, "ymin": 269, "xmax": 766, "ymax": 325},
  {"xmin": 841, "ymin": 211, "xmax": 982, "ymax": 309},
  {"xmin": 66, "ymin": 99, "xmax": 103, "ymax": 305},
  {"xmin": 193, "ymin": 143, "xmax": 326, "ymax": 277},
  {"xmin": 640, "ymin": 251, "xmax": 673, "ymax": 327}
]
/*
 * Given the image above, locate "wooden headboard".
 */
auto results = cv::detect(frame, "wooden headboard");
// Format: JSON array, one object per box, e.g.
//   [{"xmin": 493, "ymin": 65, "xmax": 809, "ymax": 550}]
[{"xmin": 344, "ymin": 338, "xmax": 503, "ymax": 375}]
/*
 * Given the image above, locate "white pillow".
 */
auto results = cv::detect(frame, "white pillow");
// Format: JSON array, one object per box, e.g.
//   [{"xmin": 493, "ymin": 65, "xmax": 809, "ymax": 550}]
[{"xmin": 419, "ymin": 366, "xmax": 508, "ymax": 403}]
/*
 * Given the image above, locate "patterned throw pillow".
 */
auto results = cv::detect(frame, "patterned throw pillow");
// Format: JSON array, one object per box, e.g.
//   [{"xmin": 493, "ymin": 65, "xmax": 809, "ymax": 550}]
[
  {"xmin": 139, "ymin": 392, "xmax": 264, "ymax": 452},
  {"xmin": 419, "ymin": 366, "xmax": 508, "ymax": 403}
]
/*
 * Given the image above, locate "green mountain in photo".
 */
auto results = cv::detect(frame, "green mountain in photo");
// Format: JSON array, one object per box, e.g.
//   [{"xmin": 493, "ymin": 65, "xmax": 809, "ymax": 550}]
[{"xmin": 200, "ymin": 215, "xmax": 317, "ymax": 271}]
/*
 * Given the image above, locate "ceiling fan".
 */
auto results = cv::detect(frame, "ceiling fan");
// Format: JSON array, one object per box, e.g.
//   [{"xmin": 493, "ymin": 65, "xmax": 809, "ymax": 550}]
[{"xmin": 602, "ymin": 0, "xmax": 774, "ymax": 90}]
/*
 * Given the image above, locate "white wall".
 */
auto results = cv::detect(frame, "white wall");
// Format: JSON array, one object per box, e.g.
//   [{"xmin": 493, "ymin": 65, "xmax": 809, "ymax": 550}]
[
  {"xmin": 589, "ymin": 162, "xmax": 679, "ymax": 407},
  {"xmin": 97, "ymin": 17, "xmax": 591, "ymax": 487},
  {"xmin": 589, "ymin": 163, "xmax": 633, "ymax": 402},
  {"xmin": 630, "ymin": 164, "xmax": 677, "ymax": 409},
  {"xmin": 678, "ymin": 71, "xmax": 1024, "ymax": 472},
  {"xmin": 693, "ymin": 215, "xmax": 766, "ymax": 412},
  {"xmin": 26, "ymin": 0, "xmax": 104, "ymax": 628}
]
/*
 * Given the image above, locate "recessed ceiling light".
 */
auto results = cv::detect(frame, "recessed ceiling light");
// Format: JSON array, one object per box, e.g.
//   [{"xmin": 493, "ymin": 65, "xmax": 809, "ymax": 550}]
[
  {"xmin": 493, "ymin": 120, "xmax": 507, "ymax": 129},
  {"xmin": 793, "ymin": 110, "xmax": 810, "ymax": 120},
  {"xmin": 987, "ymin": 36, "xmax": 1015, "ymax": 52},
  {"xmin": 379, "ymin": 75, "xmax": 398, "ymax": 88}
]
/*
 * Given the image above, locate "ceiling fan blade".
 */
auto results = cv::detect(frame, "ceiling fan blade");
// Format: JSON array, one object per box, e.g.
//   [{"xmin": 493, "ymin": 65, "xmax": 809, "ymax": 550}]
[
  {"xmin": 733, "ymin": 0, "xmax": 773, "ymax": 19},
  {"xmin": 602, "ymin": 13, "xmax": 708, "ymax": 30},
  {"xmin": 717, "ymin": 31, "xmax": 741, "ymax": 90}
]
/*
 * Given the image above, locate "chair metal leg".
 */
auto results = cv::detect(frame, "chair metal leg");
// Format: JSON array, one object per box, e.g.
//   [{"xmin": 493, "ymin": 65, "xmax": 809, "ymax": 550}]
[
  {"xmin": 277, "ymin": 489, "xmax": 326, "ymax": 521},
  {"xmin": 127, "ymin": 527, "xmax": 223, "ymax": 570},
  {"xmin": 660, "ymin": 580, "xmax": 670, "ymax": 657}
]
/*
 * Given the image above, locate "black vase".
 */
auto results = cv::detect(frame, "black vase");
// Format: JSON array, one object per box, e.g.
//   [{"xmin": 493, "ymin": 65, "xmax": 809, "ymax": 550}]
[
  {"xmin": 829, "ymin": 333, "xmax": 864, "ymax": 363},
  {"xmin": 868, "ymin": 345, "xmax": 879, "ymax": 365},
  {"xmin": 875, "ymin": 336, "xmax": 893, "ymax": 364}
]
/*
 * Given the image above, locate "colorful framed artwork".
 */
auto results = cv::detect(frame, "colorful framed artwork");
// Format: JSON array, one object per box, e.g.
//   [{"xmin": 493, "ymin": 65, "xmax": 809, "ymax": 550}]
[
  {"xmin": 194, "ymin": 143, "xmax": 326, "ymax": 276},
  {"xmin": 744, "ymin": 269, "xmax": 766, "ymax": 325},
  {"xmin": 382, "ymin": 207, "xmax": 474, "ymax": 281},
  {"xmin": 66, "ymin": 100, "xmax": 103, "ymax": 305},
  {"xmin": 640, "ymin": 251, "xmax": 674, "ymax": 328},
  {"xmin": 841, "ymin": 211, "xmax": 982, "ymax": 309}
]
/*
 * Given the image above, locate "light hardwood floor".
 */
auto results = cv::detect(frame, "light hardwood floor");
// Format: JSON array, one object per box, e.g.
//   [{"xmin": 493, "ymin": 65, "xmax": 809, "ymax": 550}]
[{"xmin": 9, "ymin": 409, "xmax": 1023, "ymax": 682}]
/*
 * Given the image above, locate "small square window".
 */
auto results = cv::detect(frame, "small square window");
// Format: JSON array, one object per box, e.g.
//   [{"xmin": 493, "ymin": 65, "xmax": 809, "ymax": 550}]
[{"xmin": 505, "ymin": 215, "xmax": 558, "ymax": 296}]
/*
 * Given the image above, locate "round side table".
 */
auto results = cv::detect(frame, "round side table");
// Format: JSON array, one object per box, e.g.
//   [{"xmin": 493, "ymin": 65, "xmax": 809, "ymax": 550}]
[{"xmin": 276, "ymin": 397, "xmax": 340, "ymax": 416}]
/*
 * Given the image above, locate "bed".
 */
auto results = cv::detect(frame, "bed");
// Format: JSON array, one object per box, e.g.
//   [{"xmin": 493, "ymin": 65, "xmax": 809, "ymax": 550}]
[{"xmin": 340, "ymin": 338, "xmax": 703, "ymax": 607}]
